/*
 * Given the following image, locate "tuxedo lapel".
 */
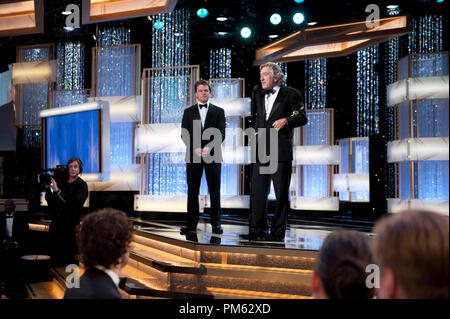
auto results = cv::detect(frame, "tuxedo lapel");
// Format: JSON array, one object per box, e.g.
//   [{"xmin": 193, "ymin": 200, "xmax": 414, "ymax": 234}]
[
  {"xmin": 203, "ymin": 104, "xmax": 214, "ymax": 129},
  {"xmin": 267, "ymin": 87, "xmax": 285, "ymax": 122}
]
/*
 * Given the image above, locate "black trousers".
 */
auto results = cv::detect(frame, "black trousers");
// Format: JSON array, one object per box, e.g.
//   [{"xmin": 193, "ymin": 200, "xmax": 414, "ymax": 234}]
[
  {"xmin": 186, "ymin": 162, "xmax": 221, "ymax": 228},
  {"xmin": 250, "ymin": 162, "xmax": 292, "ymax": 237}
]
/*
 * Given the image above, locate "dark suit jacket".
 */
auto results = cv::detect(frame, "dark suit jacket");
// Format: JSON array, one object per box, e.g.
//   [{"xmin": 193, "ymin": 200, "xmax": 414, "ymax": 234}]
[
  {"xmin": 252, "ymin": 86, "xmax": 307, "ymax": 162},
  {"xmin": 64, "ymin": 268, "xmax": 122, "ymax": 299},
  {"xmin": 181, "ymin": 103, "xmax": 226, "ymax": 163},
  {"xmin": 0, "ymin": 211, "xmax": 29, "ymax": 251}
]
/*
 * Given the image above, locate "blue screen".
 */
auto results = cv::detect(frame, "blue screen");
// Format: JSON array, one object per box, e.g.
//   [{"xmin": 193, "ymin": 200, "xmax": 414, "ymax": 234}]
[{"xmin": 46, "ymin": 110, "xmax": 100, "ymax": 173}]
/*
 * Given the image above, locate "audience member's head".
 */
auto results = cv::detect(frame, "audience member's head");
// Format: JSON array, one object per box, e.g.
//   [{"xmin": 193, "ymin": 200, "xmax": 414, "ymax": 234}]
[
  {"xmin": 76, "ymin": 208, "xmax": 133, "ymax": 272},
  {"xmin": 372, "ymin": 210, "xmax": 449, "ymax": 299},
  {"xmin": 312, "ymin": 230, "xmax": 374, "ymax": 299},
  {"xmin": 3, "ymin": 199, "xmax": 16, "ymax": 214}
]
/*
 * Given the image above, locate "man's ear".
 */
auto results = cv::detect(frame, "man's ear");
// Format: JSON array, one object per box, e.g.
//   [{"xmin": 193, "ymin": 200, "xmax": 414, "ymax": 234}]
[
  {"xmin": 378, "ymin": 267, "xmax": 396, "ymax": 299},
  {"xmin": 311, "ymin": 270, "xmax": 323, "ymax": 298}
]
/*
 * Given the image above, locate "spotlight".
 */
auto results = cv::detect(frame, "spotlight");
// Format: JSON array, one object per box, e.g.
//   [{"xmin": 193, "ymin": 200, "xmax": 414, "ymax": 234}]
[
  {"xmin": 270, "ymin": 13, "xmax": 282, "ymax": 25},
  {"xmin": 294, "ymin": 0, "xmax": 304, "ymax": 3},
  {"xmin": 240, "ymin": 27, "xmax": 252, "ymax": 39},
  {"xmin": 154, "ymin": 21, "xmax": 164, "ymax": 30},
  {"xmin": 307, "ymin": 21, "xmax": 318, "ymax": 26},
  {"xmin": 217, "ymin": 32, "xmax": 229, "ymax": 36},
  {"xmin": 293, "ymin": 12, "xmax": 305, "ymax": 24},
  {"xmin": 196, "ymin": 8, "xmax": 208, "ymax": 18},
  {"xmin": 61, "ymin": 10, "xmax": 72, "ymax": 15},
  {"xmin": 436, "ymin": 0, "xmax": 444, "ymax": 3},
  {"xmin": 64, "ymin": 26, "xmax": 75, "ymax": 32},
  {"xmin": 216, "ymin": 16, "xmax": 228, "ymax": 22},
  {"xmin": 386, "ymin": 4, "xmax": 400, "ymax": 15},
  {"xmin": 269, "ymin": 34, "xmax": 279, "ymax": 39}
]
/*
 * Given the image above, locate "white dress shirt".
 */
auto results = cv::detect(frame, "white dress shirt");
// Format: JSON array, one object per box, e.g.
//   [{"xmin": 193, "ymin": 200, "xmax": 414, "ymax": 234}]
[
  {"xmin": 95, "ymin": 265, "xmax": 120, "ymax": 288},
  {"xmin": 265, "ymin": 85, "xmax": 280, "ymax": 120},
  {"xmin": 197, "ymin": 101, "xmax": 209, "ymax": 127},
  {"xmin": 6, "ymin": 211, "xmax": 14, "ymax": 238}
]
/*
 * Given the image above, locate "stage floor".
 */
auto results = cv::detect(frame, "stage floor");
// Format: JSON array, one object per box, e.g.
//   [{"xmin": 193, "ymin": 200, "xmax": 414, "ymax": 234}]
[{"xmin": 131, "ymin": 214, "xmax": 375, "ymax": 251}]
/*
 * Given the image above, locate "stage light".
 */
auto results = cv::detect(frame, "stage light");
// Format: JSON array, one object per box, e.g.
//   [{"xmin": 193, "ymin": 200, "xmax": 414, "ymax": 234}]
[
  {"xmin": 270, "ymin": 13, "xmax": 282, "ymax": 25},
  {"xmin": 269, "ymin": 34, "xmax": 279, "ymax": 39},
  {"xmin": 217, "ymin": 16, "xmax": 228, "ymax": 22},
  {"xmin": 61, "ymin": 10, "xmax": 72, "ymax": 15},
  {"xmin": 386, "ymin": 4, "xmax": 400, "ymax": 15},
  {"xmin": 307, "ymin": 21, "xmax": 318, "ymax": 26},
  {"xmin": 294, "ymin": 0, "xmax": 305, "ymax": 3},
  {"xmin": 436, "ymin": 0, "xmax": 444, "ymax": 3},
  {"xmin": 64, "ymin": 26, "xmax": 75, "ymax": 32},
  {"xmin": 240, "ymin": 27, "xmax": 252, "ymax": 38},
  {"xmin": 217, "ymin": 32, "xmax": 228, "ymax": 36},
  {"xmin": 154, "ymin": 21, "xmax": 164, "ymax": 30},
  {"xmin": 196, "ymin": 8, "xmax": 208, "ymax": 18},
  {"xmin": 293, "ymin": 12, "xmax": 305, "ymax": 24}
]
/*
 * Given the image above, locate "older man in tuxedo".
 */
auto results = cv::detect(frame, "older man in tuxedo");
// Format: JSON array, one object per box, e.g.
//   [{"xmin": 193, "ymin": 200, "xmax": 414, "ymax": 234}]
[
  {"xmin": 244, "ymin": 62, "xmax": 307, "ymax": 242},
  {"xmin": 180, "ymin": 80, "xmax": 226, "ymax": 235}
]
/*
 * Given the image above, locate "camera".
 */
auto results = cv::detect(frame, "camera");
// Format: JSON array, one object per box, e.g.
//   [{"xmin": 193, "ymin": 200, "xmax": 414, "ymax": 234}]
[{"xmin": 39, "ymin": 165, "xmax": 69, "ymax": 188}]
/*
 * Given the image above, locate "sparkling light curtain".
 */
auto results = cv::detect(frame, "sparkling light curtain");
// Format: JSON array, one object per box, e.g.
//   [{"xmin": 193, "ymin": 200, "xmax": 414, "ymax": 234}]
[
  {"xmin": 0, "ymin": 65, "xmax": 12, "ymax": 105},
  {"xmin": 97, "ymin": 26, "xmax": 134, "ymax": 166},
  {"xmin": 305, "ymin": 58, "xmax": 326, "ymax": 109},
  {"xmin": 356, "ymin": 45, "xmax": 379, "ymax": 137},
  {"xmin": 18, "ymin": 46, "xmax": 52, "ymax": 147},
  {"xmin": 54, "ymin": 42, "xmax": 87, "ymax": 107},
  {"xmin": 209, "ymin": 48, "xmax": 231, "ymax": 79},
  {"xmin": 147, "ymin": 9, "xmax": 190, "ymax": 196}
]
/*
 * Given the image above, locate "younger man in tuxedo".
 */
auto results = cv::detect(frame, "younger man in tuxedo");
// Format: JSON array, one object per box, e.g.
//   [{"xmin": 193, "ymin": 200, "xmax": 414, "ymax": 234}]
[{"xmin": 180, "ymin": 80, "xmax": 226, "ymax": 235}]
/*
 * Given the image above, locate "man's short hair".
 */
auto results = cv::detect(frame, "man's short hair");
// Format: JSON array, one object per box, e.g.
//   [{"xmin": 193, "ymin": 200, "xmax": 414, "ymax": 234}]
[
  {"xmin": 259, "ymin": 62, "xmax": 285, "ymax": 86},
  {"xmin": 194, "ymin": 79, "xmax": 211, "ymax": 92},
  {"xmin": 76, "ymin": 208, "xmax": 133, "ymax": 269},
  {"xmin": 372, "ymin": 210, "xmax": 449, "ymax": 298},
  {"xmin": 315, "ymin": 230, "xmax": 374, "ymax": 299}
]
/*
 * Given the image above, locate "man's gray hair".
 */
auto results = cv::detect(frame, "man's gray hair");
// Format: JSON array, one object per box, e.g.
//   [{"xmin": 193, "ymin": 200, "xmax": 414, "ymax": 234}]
[{"xmin": 259, "ymin": 62, "xmax": 285, "ymax": 86}]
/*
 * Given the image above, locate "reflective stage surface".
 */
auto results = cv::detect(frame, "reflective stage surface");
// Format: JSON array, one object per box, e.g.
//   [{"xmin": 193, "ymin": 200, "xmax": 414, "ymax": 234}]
[{"xmin": 132, "ymin": 215, "xmax": 374, "ymax": 251}]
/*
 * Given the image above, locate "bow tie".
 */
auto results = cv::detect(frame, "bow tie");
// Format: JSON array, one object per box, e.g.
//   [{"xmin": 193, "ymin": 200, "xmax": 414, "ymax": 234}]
[
  {"xmin": 199, "ymin": 103, "xmax": 207, "ymax": 109},
  {"xmin": 264, "ymin": 89, "xmax": 275, "ymax": 95},
  {"xmin": 6, "ymin": 214, "xmax": 13, "ymax": 219}
]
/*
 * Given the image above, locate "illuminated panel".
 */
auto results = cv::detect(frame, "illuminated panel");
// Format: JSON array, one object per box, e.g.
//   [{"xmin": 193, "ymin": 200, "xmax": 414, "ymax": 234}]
[
  {"xmin": 333, "ymin": 174, "xmax": 370, "ymax": 192},
  {"xmin": 255, "ymin": 16, "xmax": 409, "ymax": 64},
  {"xmin": 204, "ymin": 195, "xmax": 250, "ymax": 209},
  {"xmin": 0, "ymin": 0, "xmax": 43, "ymax": 36},
  {"xmin": 388, "ymin": 198, "xmax": 449, "ymax": 216},
  {"xmin": 293, "ymin": 145, "xmax": 339, "ymax": 165},
  {"xmin": 82, "ymin": 0, "xmax": 178, "ymax": 24},
  {"xmin": 387, "ymin": 137, "xmax": 449, "ymax": 162},
  {"xmin": 222, "ymin": 146, "xmax": 250, "ymax": 164},
  {"xmin": 290, "ymin": 197, "xmax": 339, "ymax": 211},
  {"xmin": 209, "ymin": 98, "xmax": 251, "ymax": 117},
  {"xmin": 135, "ymin": 123, "xmax": 185, "ymax": 154},
  {"xmin": 387, "ymin": 76, "xmax": 449, "ymax": 106},
  {"xmin": 89, "ymin": 96, "xmax": 141, "ymax": 122},
  {"xmin": 12, "ymin": 60, "xmax": 56, "ymax": 84},
  {"xmin": 87, "ymin": 164, "xmax": 140, "ymax": 191},
  {"xmin": 134, "ymin": 195, "xmax": 205, "ymax": 213}
]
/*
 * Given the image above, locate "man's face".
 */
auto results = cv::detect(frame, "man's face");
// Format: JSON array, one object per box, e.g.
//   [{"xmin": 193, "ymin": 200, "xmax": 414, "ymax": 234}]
[
  {"xmin": 4, "ymin": 201, "xmax": 15, "ymax": 214},
  {"xmin": 68, "ymin": 161, "xmax": 80, "ymax": 178},
  {"xmin": 260, "ymin": 66, "xmax": 278, "ymax": 90},
  {"xmin": 195, "ymin": 84, "xmax": 211, "ymax": 104}
]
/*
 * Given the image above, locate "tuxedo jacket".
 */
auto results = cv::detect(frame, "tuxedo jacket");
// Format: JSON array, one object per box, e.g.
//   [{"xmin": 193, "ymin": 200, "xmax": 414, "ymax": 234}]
[
  {"xmin": 181, "ymin": 103, "xmax": 226, "ymax": 163},
  {"xmin": 64, "ymin": 268, "xmax": 121, "ymax": 299},
  {"xmin": 252, "ymin": 86, "xmax": 308, "ymax": 162},
  {"xmin": 0, "ymin": 211, "xmax": 29, "ymax": 250}
]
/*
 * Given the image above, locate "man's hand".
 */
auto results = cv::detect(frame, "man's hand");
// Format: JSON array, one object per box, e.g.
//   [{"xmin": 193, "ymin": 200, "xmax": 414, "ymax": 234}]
[
  {"xmin": 201, "ymin": 147, "xmax": 211, "ymax": 157},
  {"xmin": 272, "ymin": 118, "xmax": 288, "ymax": 130},
  {"xmin": 194, "ymin": 148, "xmax": 203, "ymax": 157}
]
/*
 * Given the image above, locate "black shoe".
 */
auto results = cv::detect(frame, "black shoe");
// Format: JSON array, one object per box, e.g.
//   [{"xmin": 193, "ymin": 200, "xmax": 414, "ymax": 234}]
[
  {"xmin": 212, "ymin": 225, "xmax": 223, "ymax": 234},
  {"xmin": 180, "ymin": 226, "xmax": 196, "ymax": 235}
]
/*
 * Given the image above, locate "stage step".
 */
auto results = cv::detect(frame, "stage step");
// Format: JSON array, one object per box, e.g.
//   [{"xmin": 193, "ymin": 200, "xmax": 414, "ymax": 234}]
[{"xmin": 25, "ymin": 280, "xmax": 64, "ymax": 299}]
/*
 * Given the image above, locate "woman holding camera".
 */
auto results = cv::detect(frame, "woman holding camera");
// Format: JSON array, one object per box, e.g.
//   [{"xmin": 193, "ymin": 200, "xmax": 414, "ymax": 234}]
[{"xmin": 45, "ymin": 157, "xmax": 88, "ymax": 266}]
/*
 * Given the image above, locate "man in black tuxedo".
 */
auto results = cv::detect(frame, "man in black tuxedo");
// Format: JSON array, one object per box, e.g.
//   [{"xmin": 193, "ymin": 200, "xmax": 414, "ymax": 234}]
[
  {"xmin": 64, "ymin": 208, "xmax": 132, "ymax": 299},
  {"xmin": 244, "ymin": 62, "xmax": 307, "ymax": 242},
  {"xmin": 180, "ymin": 80, "xmax": 226, "ymax": 235},
  {"xmin": 0, "ymin": 199, "xmax": 29, "ymax": 298}
]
